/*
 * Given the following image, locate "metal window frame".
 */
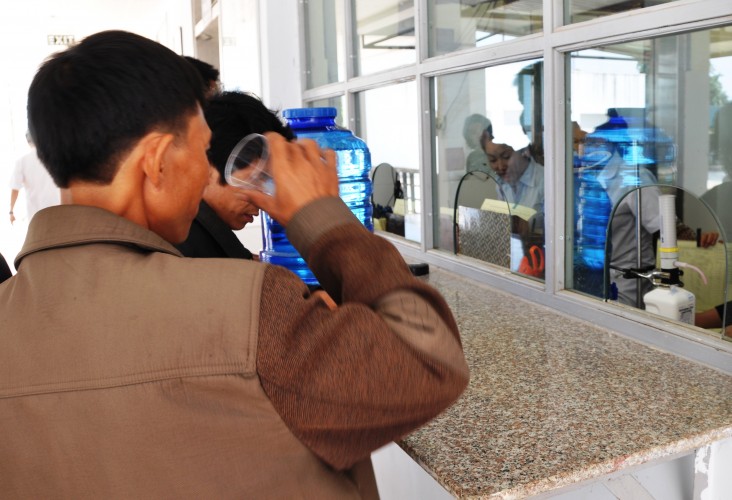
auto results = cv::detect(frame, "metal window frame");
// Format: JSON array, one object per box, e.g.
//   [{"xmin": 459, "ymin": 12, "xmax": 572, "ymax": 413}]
[{"xmin": 298, "ymin": 0, "xmax": 732, "ymax": 373}]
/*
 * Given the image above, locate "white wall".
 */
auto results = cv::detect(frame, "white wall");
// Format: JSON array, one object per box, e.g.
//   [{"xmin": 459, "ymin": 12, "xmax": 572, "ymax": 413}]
[
  {"xmin": 258, "ymin": 0, "xmax": 302, "ymax": 111},
  {"xmin": 230, "ymin": 0, "xmax": 304, "ymax": 255},
  {"xmin": 0, "ymin": 0, "xmax": 190, "ymax": 266}
]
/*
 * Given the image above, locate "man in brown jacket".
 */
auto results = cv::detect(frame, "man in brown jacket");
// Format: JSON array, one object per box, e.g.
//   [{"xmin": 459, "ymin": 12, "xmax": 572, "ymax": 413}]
[{"xmin": 0, "ymin": 31, "xmax": 469, "ymax": 498}]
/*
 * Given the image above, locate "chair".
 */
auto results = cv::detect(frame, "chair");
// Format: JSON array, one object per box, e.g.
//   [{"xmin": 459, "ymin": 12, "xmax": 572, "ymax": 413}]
[
  {"xmin": 370, "ymin": 162, "xmax": 401, "ymax": 210},
  {"xmin": 453, "ymin": 170, "xmax": 511, "ymax": 267},
  {"xmin": 370, "ymin": 163, "xmax": 403, "ymax": 234}
]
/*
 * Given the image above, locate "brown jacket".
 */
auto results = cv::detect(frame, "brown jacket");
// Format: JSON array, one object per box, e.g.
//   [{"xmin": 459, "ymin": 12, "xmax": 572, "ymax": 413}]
[{"xmin": 0, "ymin": 198, "xmax": 469, "ymax": 499}]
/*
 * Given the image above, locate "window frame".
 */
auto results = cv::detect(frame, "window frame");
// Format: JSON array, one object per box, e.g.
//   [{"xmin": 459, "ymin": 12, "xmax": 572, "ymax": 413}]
[{"xmin": 298, "ymin": 0, "xmax": 732, "ymax": 372}]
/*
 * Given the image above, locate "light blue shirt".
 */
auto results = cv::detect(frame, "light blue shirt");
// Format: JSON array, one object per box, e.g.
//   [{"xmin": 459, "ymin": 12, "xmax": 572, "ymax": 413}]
[{"xmin": 496, "ymin": 156, "xmax": 545, "ymax": 233}]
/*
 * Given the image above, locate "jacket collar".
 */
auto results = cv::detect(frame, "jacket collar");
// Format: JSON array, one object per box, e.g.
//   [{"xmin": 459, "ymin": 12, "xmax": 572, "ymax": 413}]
[{"xmin": 15, "ymin": 205, "xmax": 182, "ymax": 268}]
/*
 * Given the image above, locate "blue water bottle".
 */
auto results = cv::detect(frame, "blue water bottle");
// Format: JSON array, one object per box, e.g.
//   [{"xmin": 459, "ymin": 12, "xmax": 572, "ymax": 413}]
[
  {"xmin": 259, "ymin": 107, "xmax": 373, "ymax": 286},
  {"xmin": 575, "ymin": 166, "xmax": 612, "ymax": 269},
  {"xmin": 574, "ymin": 165, "xmax": 612, "ymax": 297}
]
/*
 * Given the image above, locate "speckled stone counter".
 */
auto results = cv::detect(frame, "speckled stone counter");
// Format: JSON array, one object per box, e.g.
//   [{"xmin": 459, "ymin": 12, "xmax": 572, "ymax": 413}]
[{"xmin": 400, "ymin": 268, "xmax": 732, "ymax": 499}]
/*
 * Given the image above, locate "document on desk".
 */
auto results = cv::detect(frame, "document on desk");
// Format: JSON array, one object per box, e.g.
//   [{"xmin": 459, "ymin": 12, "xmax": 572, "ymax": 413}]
[{"xmin": 480, "ymin": 198, "xmax": 536, "ymax": 221}]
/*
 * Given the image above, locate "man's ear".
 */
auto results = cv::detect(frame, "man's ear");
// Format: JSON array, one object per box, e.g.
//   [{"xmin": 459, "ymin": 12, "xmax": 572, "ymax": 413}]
[{"xmin": 139, "ymin": 132, "xmax": 175, "ymax": 188}]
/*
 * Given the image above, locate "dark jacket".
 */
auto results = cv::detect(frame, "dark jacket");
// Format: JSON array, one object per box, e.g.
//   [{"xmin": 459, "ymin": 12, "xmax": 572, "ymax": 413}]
[{"xmin": 175, "ymin": 200, "xmax": 253, "ymax": 259}]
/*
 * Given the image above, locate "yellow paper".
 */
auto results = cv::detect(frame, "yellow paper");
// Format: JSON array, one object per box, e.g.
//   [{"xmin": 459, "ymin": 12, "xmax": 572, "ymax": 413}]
[{"xmin": 480, "ymin": 198, "xmax": 536, "ymax": 221}]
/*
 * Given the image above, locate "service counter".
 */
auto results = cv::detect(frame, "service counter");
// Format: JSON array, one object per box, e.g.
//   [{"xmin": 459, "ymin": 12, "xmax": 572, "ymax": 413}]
[{"xmin": 376, "ymin": 267, "xmax": 732, "ymax": 499}]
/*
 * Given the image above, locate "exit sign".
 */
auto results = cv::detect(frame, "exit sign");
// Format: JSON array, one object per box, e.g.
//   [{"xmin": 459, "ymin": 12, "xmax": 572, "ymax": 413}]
[{"xmin": 47, "ymin": 35, "xmax": 75, "ymax": 46}]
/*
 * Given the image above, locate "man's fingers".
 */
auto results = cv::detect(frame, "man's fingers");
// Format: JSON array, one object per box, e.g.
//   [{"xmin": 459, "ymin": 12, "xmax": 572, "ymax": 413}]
[{"xmin": 240, "ymin": 189, "xmax": 270, "ymax": 212}]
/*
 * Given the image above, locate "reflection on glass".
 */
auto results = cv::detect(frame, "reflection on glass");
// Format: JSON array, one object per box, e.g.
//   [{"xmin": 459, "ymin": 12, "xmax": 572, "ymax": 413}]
[
  {"xmin": 568, "ymin": 25, "xmax": 732, "ymax": 337},
  {"xmin": 432, "ymin": 59, "xmax": 545, "ymax": 280},
  {"xmin": 307, "ymin": 96, "xmax": 347, "ymax": 127},
  {"xmin": 703, "ymin": 102, "xmax": 732, "ymax": 342},
  {"xmin": 603, "ymin": 186, "xmax": 728, "ymax": 337},
  {"xmin": 568, "ymin": 0, "xmax": 678, "ymax": 25},
  {"xmin": 352, "ymin": 0, "xmax": 415, "ymax": 76},
  {"xmin": 428, "ymin": 0, "xmax": 543, "ymax": 57},
  {"xmin": 355, "ymin": 81, "xmax": 420, "ymax": 242},
  {"xmin": 303, "ymin": 0, "xmax": 345, "ymax": 89},
  {"xmin": 703, "ymin": 103, "xmax": 732, "ymax": 239}
]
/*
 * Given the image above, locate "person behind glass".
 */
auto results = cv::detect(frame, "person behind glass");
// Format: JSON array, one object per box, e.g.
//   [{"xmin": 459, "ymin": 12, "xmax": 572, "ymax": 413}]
[
  {"xmin": 175, "ymin": 91, "xmax": 293, "ymax": 260},
  {"xmin": 481, "ymin": 137, "xmax": 545, "ymax": 235},
  {"xmin": 696, "ymin": 301, "xmax": 732, "ymax": 336},
  {"xmin": 696, "ymin": 104, "xmax": 732, "ymax": 329},
  {"xmin": 9, "ymin": 131, "xmax": 60, "ymax": 224},
  {"xmin": 462, "ymin": 113, "xmax": 493, "ymax": 173},
  {"xmin": 586, "ymin": 137, "xmax": 719, "ymax": 306},
  {"xmin": 0, "ymin": 30, "xmax": 469, "ymax": 498},
  {"xmin": 183, "ymin": 55, "xmax": 220, "ymax": 98}
]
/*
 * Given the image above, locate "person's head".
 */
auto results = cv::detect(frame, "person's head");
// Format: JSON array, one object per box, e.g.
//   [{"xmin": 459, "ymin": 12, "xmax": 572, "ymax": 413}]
[
  {"xmin": 462, "ymin": 114, "xmax": 493, "ymax": 150},
  {"xmin": 27, "ymin": 30, "xmax": 209, "ymax": 242},
  {"xmin": 184, "ymin": 56, "xmax": 220, "ymax": 98},
  {"xmin": 483, "ymin": 141, "xmax": 527, "ymax": 185},
  {"xmin": 202, "ymin": 91, "xmax": 294, "ymax": 230}
]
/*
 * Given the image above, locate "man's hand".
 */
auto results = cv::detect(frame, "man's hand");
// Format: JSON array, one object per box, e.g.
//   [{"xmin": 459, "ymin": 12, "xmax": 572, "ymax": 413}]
[
  {"xmin": 242, "ymin": 133, "xmax": 339, "ymax": 226},
  {"xmin": 699, "ymin": 231, "xmax": 719, "ymax": 248}
]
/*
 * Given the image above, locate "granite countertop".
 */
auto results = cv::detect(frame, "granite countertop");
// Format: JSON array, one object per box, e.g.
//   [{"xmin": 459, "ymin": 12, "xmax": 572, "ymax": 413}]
[{"xmin": 401, "ymin": 268, "xmax": 732, "ymax": 499}]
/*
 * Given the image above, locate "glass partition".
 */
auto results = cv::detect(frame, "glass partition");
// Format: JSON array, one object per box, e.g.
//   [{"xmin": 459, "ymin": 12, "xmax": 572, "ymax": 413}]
[
  {"xmin": 568, "ymin": 25, "xmax": 732, "ymax": 327},
  {"xmin": 432, "ymin": 59, "xmax": 544, "ymax": 279},
  {"xmin": 297, "ymin": 0, "xmax": 732, "ymax": 361},
  {"xmin": 602, "ymin": 185, "xmax": 729, "ymax": 339},
  {"xmin": 355, "ymin": 81, "xmax": 420, "ymax": 242},
  {"xmin": 427, "ymin": 0, "xmax": 543, "ymax": 57}
]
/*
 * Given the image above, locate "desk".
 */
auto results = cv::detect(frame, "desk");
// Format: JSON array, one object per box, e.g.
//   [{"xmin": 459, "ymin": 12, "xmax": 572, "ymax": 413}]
[{"xmin": 396, "ymin": 268, "xmax": 732, "ymax": 498}]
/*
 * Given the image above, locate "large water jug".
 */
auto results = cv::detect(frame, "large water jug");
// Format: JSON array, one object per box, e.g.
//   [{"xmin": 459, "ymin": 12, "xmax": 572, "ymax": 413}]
[
  {"xmin": 573, "ymin": 165, "xmax": 612, "ymax": 297},
  {"xmin": 575, "ymin": 166, "xmax": 612, "ymax": 269},
  {"xmin": 260, "ymin": 107, "xmax": 373, "ymax": 286}
]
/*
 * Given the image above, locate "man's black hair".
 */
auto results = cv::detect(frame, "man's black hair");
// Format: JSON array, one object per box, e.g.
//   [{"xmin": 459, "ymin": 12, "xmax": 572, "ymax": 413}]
[
  {"xmin": 204, "ymin": 91, "xmax": 294, "ymax": 185},
  {"xmin": 184, "ymin": 56, "xmax": 220, "ymax": 88},
  {"xmin": 28, "ymin": 30, "xmax": 206, "ymax": 187}
]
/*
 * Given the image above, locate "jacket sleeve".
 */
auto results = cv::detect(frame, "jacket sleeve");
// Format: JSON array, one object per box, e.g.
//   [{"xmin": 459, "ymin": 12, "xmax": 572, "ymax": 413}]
[{"xmin": 256, "ymin": 197, "xmax": 469, "ymax": 470}]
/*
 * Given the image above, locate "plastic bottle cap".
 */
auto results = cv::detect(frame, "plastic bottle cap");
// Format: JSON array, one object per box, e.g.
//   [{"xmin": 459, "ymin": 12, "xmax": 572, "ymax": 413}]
[{"xmin": 282, "ymin": 107, "xmax": 337, "ymax": 119}]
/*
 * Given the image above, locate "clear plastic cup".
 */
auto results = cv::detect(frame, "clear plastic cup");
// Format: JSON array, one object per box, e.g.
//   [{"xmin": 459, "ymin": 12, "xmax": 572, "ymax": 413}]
[{"xmin": 224, "ymin": 133, "xmax": 274, "ymax": 195}]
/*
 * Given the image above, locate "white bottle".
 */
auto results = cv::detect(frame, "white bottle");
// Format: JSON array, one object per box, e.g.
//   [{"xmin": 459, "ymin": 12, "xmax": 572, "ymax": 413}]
[{"xmin": 643, "ymin": 285, "xmax": 696, "ymax": 324}]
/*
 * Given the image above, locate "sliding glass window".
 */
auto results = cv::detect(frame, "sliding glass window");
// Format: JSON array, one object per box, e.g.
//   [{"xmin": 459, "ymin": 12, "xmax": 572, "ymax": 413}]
[
  {"xmin": 299, "ymin": 0, "xmax": 732, "ymax": 351},
  {"xmin": 567, "ymin": 25, "xmax": 732, "ymax": 336},
  {"xmin": 355, "ymin": 81, "xmax": 421, "ymax": 242},
  {"xmin": 428, "ymin": 0, "xmax": 543, "ymax": 57},
  {"xmin": 431, "ymin": 59, "xmax": 545, "ymax": 281}
]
